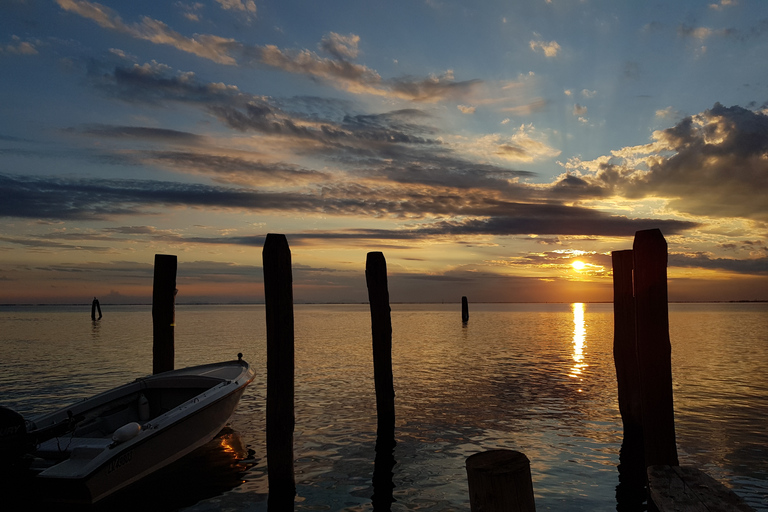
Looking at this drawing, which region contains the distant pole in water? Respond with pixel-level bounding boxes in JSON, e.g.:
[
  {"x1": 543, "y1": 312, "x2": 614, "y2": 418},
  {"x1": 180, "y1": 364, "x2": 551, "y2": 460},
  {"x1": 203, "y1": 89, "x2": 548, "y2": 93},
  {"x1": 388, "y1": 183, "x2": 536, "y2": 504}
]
[
  {"x1": 632, "y1": 228, "x2": 678, "y2": 467},
  {"x1": 152, "y1": 254, "x2": 176, "y2": 375},
  {"x1": 263, "y1": 234, "x2": 296, "y2": 509},
  {"x1": 366, "y1": 252, "x2": 396, "y2": 509},
  {"x1": 462, "y1": 296, "x2": 469, "y2": 323},
  {"x1": 91, "y1": 297, "x2": 102, "y2": 321}
]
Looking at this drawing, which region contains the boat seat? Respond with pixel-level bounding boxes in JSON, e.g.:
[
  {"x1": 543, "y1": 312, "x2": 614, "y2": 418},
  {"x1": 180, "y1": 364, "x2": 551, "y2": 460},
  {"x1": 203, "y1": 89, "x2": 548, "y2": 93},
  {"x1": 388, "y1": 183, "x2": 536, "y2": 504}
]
[{"x1": 37, "y1": 436, "x2": 112, "y2": 459}]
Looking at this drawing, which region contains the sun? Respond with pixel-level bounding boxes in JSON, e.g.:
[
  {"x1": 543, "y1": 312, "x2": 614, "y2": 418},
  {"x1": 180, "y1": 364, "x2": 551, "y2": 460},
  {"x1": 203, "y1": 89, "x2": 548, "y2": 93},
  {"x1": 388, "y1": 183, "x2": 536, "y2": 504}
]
[{"x1": 572, "y1": 260, "x2": 586, "y2": 271}]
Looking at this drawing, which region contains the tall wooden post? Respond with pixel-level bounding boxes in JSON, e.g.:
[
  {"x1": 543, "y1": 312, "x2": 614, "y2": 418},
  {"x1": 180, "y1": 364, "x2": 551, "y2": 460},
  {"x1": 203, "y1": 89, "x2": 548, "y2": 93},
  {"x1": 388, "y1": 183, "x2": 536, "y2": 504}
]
[
  {"x1": 263, "y1": 234, "x2": 296, "y2": 510},
  {"x1": 152, "y1": 254, "x2": 176, "y2": 374},
  {"x1": 366, "y1": 252, "x2": 396, "y2": 510},
  {"x1": 462, "y1": 296, "x2": 469, "y2": 323},
  {"x1": 466, "y1": 450, "x2": 536, "y2": 512},
  {"x1": 633, "y1": 229, "x2": 678, "y2": 467},
  {"x1": 612, "y1": 249, "x2": 647, "y2": 509},
  {"x1": 611, "y1": 250, "x2": 643, "y2": 435}
]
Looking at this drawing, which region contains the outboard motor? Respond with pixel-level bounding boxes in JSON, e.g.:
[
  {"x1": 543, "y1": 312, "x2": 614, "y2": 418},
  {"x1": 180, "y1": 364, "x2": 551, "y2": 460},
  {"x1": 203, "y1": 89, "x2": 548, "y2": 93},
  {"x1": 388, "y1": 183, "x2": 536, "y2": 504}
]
[{"x1": 0, "y1": 406, "x2": 33, "y2": 461}]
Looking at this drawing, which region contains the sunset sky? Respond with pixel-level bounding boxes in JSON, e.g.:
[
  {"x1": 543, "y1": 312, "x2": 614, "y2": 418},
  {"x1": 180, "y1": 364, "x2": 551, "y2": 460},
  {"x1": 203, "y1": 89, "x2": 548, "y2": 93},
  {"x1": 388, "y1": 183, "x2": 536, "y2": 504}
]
[{"x1": 1, "y1": 0, "x2": 767, "y2": 304}]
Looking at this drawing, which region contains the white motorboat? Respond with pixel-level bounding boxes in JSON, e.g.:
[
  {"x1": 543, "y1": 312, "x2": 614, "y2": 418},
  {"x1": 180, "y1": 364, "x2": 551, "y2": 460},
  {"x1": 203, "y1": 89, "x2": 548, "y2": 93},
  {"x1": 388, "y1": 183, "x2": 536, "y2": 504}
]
[{"x1": 0, "y1": 355, "x2": 255, "y2": 504}]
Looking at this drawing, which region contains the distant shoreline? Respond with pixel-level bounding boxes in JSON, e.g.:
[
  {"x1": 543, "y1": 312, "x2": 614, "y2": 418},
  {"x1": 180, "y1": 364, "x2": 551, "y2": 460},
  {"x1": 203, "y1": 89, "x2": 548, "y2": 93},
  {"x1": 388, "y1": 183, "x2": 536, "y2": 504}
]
[{"x1": 1, "y1": 300, "x2": 766, "y2": 307}]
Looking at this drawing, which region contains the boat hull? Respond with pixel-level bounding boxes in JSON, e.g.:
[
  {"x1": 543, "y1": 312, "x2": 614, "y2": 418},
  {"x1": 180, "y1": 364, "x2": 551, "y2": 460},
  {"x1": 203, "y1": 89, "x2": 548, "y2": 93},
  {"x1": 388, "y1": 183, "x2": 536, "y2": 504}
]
[{"x1": 23, "y1": 359, "x2": 255, "y2": 504}]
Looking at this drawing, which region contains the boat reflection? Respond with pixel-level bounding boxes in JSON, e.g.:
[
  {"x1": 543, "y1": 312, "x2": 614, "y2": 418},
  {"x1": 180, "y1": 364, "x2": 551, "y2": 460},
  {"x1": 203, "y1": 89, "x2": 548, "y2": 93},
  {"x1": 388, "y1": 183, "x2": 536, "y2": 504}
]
[{"x1": 569, "y1": 302, "x2": 588, "y2": 384}]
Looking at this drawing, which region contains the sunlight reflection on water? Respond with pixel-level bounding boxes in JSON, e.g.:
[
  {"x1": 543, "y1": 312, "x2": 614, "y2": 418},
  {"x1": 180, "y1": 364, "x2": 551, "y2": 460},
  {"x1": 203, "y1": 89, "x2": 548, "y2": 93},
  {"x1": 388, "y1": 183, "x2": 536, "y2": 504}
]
[{"x1": 0, "y1": 303, "x2": 766, "y2": 511}]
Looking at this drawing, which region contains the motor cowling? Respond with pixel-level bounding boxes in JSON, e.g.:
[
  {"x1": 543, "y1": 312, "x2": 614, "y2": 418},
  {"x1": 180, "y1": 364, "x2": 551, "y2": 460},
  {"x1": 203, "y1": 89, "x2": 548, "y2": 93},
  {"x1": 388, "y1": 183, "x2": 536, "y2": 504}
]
[{"x1": 0, "y1": 406, "x2": 32, "y2": 460}]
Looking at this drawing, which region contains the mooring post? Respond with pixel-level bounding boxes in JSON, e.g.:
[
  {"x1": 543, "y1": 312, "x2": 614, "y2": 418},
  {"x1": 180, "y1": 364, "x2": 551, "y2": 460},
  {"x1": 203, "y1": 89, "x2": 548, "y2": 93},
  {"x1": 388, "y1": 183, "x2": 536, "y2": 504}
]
[
  {"x1": 612, "y1": 249, "x2": 647, "y2": 508},
  {"x1": 366, "y1": 251, "x2": 395, "y2": 436},
  {"x1": 466, "y1": 450, "x2": 536, "y2": 512},
  {"x1": 91, "y1": 297, "x2": 102, "y2": 321},
  {"x1": 633, "y1": 229, "x2": 678, "y2": 467},
  {"x1": 462, "y1": 296, "x2": 469, "y2": 323},
  {"x1": 152, "y1": 254, "x2": 176, "y2": 374},
  {"x1": 263, "y1": 233, "x2": 296, "y2": 510},
  {"x1": 611, "y1": 250, "x2": 643, "y2": 436},
  {"x1": 366, "y1": 252, "x2": 396, "y2": 509}
]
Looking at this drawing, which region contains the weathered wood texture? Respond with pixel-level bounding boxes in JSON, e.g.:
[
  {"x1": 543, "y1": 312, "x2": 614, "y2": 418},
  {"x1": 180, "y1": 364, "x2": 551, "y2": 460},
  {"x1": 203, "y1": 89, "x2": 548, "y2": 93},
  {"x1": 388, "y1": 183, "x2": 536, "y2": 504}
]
[
  {"x1": 365, "y1": 252, "x2": 395, "y2": 437},
  {"x1": 152, "y1": 254, "x2": 176, "y2": 374},
  {"x1": 462, "y1": 296, "x2": 469, "y2": 323},
  {"x1": 647, "y1": 465, "x2": 755, "y2": 512},
  {"x1": 633, "y1": 229, "x2": 678, "y2": 467},
  {"x1": 466, "y1": 450, "x2": 536, "y2": 512},
  {"x1": 611, "y1": 249, "x2": 643, "y2": 434},
  {"x1": 263, "y1": 233, "x2": 296, "y2": 509}
]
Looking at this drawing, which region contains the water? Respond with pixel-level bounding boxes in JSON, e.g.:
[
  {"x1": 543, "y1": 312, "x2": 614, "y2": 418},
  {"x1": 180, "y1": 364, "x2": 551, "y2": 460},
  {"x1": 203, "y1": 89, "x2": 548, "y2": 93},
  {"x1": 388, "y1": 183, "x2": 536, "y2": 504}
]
[{"x1": 0, "y1": 302, "x2": 766, "y2": 511}]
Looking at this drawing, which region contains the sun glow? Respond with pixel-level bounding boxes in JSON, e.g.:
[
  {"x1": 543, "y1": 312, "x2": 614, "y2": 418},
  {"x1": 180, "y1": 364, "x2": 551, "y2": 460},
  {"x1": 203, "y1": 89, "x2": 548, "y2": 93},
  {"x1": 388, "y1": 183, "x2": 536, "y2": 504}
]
[{"x1": 571, "y1": 260, "x2": 586, "y2": 271}]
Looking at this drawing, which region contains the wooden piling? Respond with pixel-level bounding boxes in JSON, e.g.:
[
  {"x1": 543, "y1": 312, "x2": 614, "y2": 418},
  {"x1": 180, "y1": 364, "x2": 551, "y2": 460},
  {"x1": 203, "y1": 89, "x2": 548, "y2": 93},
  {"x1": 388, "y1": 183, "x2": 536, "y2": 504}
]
[
  {"x1": 263, "y1": 233, "x2": 296, "y2": 509},
  {"x1": 633, "y1": 229, "x2": 678, "y2": 467},
  {"x1": 91, "y1": 297, "x2": 102, "y2": 321},
  {"x1": 611, "y1": 250, "x2": 643, "y2": 435},
  {"x1": 466, "y1": 450, "x2": 536, "y2": 512},
  {"x1": 366, "y1": 251, "x2": 396, "y2": 510},
  {"x1": 462, "y1": 296, "x2": 469, "y2": 323},
  {"x1": 365, "y1": 252, "x2": 395, "y2": 439},
  {"x1": 152, "y1": 254, "x2": 176, "y2": 375}
]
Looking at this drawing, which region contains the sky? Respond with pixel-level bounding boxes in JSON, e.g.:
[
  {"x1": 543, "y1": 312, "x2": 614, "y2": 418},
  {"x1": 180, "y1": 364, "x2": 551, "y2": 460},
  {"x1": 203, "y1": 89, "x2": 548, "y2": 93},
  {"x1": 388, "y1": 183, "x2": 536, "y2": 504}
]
[{"x1": 1, "y1": 0, "x2": 767, "y2": 304}]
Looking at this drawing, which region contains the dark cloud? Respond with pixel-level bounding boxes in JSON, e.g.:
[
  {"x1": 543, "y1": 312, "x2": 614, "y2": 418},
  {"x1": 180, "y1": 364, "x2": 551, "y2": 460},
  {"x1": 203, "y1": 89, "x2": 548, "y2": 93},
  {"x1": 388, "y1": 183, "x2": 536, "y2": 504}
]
[
  {"x1": 144, "y1": 151, "x2": 331, "y2": 185},
  {"x1": 567, "y1": 103, "x2": 768, "y2": 221},
  {"x1": 0, "y1": 172, "x2": 698, "y2": 237},
  {"x1": 78, "y1": 125, "x2": 205, "y2": 144},
  {"x1": 669, "y1": 252, "x2": 768, "y2": 274}
]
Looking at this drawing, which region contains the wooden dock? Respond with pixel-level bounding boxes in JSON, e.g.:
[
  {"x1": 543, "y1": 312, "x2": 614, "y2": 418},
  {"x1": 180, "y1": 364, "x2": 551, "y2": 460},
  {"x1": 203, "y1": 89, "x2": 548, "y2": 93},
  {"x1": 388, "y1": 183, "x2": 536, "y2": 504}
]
[{"x1": 648, "y1": 465, "x2": 755, "y2": 511}]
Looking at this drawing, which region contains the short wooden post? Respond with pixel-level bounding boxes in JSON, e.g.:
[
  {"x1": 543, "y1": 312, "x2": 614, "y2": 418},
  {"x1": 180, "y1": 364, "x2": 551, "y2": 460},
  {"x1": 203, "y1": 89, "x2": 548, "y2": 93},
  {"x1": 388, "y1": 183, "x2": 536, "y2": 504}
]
[
  {"x1": 152, "y1": 254, "x2": 176, "y2": 374},
  {"x1": 366, "y1": 252, "x2": 396, "y2": 509},
  {"x1": 91, "y1": 297, "x2": 102, "y2": 321},
  {"x1": 466, "y1": 450, "x2": 536, "y2": 512},
  {"x1": 633, "y1": 229, "x2": 678, "y2": 467},
  {"x1": 462, "y1": 296, "x2": 469, "y2": 323},
  {"x1": 263, "y1": 234, "x2": 296, "y2": 509},
  {"x1": 611, "y1": 250, "x2": 643, "y2": 435}
]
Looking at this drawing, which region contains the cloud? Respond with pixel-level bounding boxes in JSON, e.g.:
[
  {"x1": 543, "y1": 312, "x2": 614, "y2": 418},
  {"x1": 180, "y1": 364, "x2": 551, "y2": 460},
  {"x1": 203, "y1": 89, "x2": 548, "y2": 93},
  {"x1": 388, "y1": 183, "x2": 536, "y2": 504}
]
[
  {"x1": 709, "y1": 0, "x2": 737, "y2": 10},
  {"x1": 1, "y1": 35, "x2": 39, "y2": 55},
  {"x1": 458, "y1": 105, "x2": 476, "y2": 114},
  {"x1": 57, "y1": 1, "x2": 485, "y2": 104},
  {"x1": 677, "y1": 24, "x2": 736, "y2": 40},
  {"x1": 215, "y1": 0, "x2": 256, "y2": 15},
  {"x1": 529, "y1": 39, "x2": 561, "y2": 57},
  {"x1": 572, "y1": 104, "x2": 587, "y2": 116},
  {"x1": 563, "y1": 103, "x2": 768, "y2": 221},
  {"x1": 56, "y1": 0, "x2": 239, "y2": 64},
  {"x1": 670, "y1": 252, "x2": 767, "y2": 275},
  {"x1": 319, "y1": 32, "x2": 360, "y2": 60}
]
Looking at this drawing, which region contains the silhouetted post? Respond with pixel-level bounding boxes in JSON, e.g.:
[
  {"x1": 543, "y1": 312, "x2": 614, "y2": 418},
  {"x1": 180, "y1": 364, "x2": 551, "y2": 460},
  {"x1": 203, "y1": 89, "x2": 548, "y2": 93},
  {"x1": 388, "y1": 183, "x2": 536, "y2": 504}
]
[
  {"x1": 366, "y1": 252, "x2": 396, "y2": 510},
  {"x1": 263, "y1": 234, "x2": 296, "y2": 510},
  {"x1": 611, "y1": 250, "x2": 642, "y2": 436},
  {"x1": 462, "y1": 296, "x2": 469, "y2": 323},
  {"x1": 152, "y1": 255, "x2": 176, "y2": 374},
  {"x1": 91, "y1": 297, "x2": 102, "y2": 321},
  {"x1": 633, "y1": 229, "x2": 678, "y2": 467},
  {"x1": 612, "y1": 249, "x2": 647, "y2": 508},
  {"x1": 466, "y1": 450, "x2": 536, "y2": 512}
]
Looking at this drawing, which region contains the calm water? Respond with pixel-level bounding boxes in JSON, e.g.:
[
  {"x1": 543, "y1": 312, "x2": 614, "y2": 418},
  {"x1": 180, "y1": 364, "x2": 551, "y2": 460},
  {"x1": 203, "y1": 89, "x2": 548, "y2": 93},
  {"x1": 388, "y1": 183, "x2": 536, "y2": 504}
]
[{"x1": 0, "y1": 303, "x2": 766, "y2": 511}]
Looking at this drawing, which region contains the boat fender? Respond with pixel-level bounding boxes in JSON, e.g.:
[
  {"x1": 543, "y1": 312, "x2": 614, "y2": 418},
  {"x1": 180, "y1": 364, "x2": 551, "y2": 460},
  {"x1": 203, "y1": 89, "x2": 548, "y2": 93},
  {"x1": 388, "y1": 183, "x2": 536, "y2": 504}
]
[
  {"x1": 137, "y1": 393, "x2": 150, "y2": 422},
  {"x1": 112, "y1": 422, "x2": 141, "y2": 444}
]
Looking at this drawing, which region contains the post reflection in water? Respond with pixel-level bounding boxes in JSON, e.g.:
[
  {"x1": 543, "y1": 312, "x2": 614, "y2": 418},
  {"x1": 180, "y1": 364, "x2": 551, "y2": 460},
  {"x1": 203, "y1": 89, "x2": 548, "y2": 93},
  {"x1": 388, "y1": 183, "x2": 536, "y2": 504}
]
[{"x1": 569, "y1": 303, "x2": 587, "y2": 387}]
